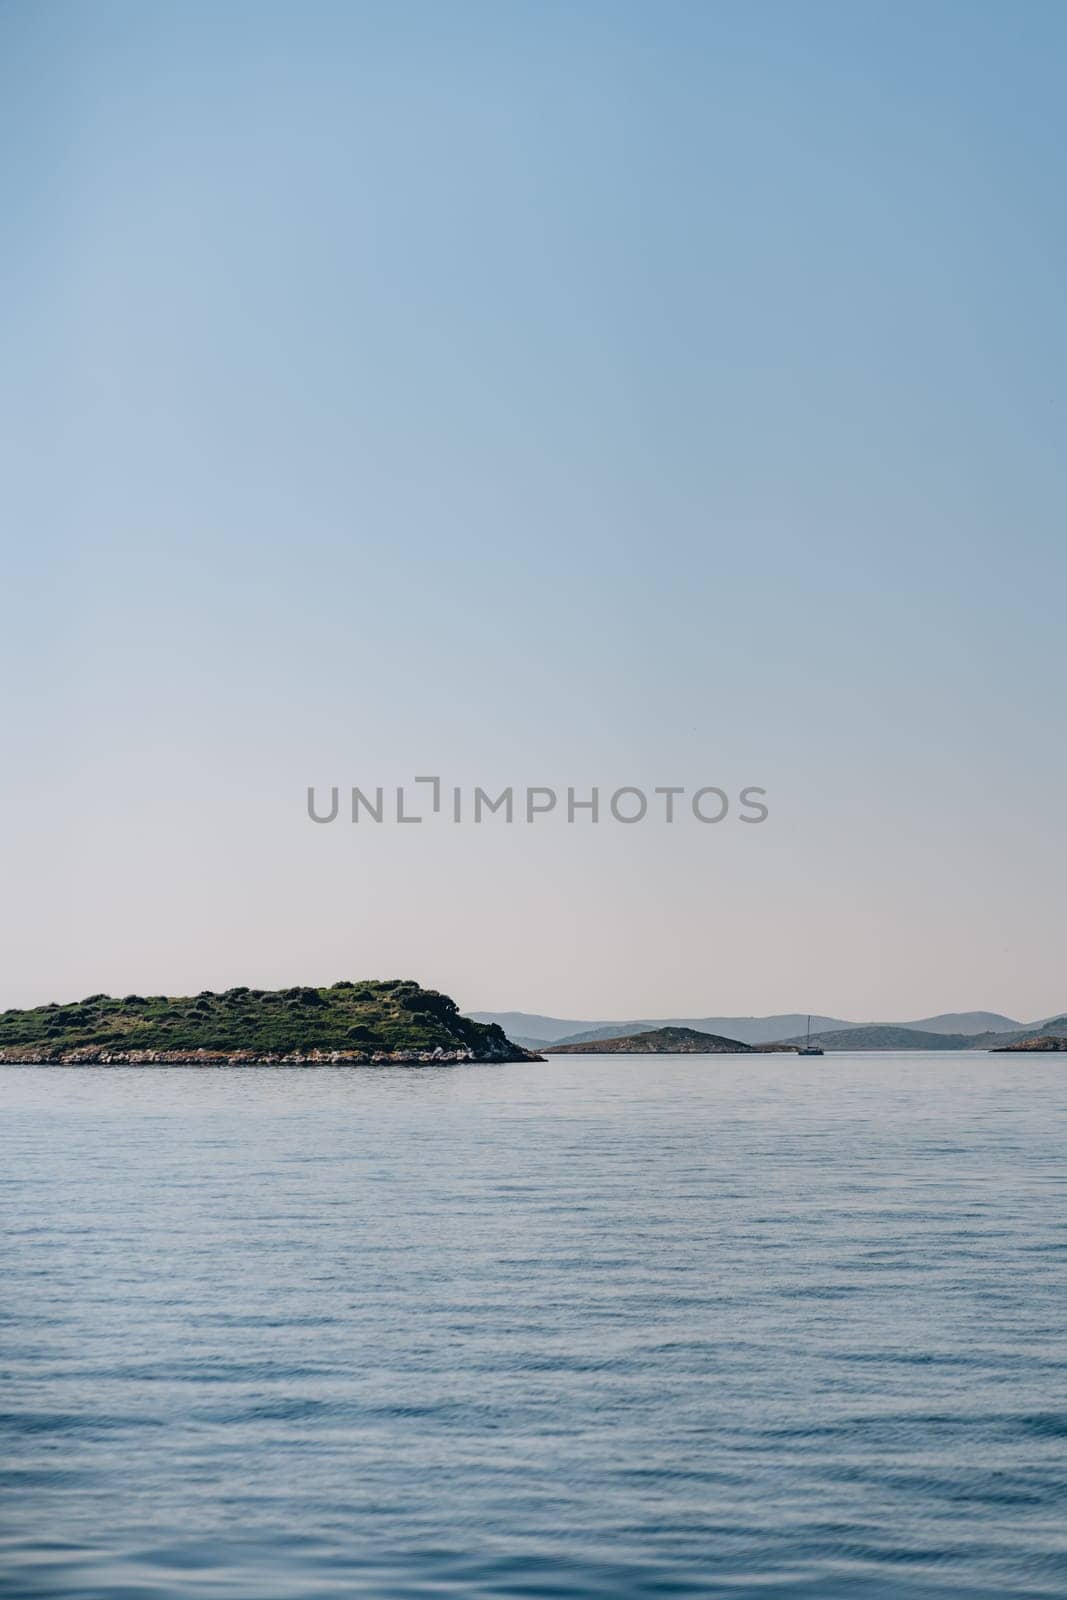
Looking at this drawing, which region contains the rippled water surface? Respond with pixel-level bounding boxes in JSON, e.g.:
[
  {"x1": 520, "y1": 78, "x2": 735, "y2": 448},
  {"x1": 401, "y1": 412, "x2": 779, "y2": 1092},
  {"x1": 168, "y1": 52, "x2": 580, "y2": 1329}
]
[{"x1": 2, "y1": 1053, "x2": 1066, "y2": 1598}]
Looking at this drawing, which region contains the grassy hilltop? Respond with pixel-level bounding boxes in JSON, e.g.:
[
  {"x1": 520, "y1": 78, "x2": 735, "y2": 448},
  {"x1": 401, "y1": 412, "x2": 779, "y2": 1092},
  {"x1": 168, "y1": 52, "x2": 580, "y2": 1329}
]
[
  {"x1": 0, "y1": 980, "x2": 536, "y2": 1063},
  {"x1": 546, "y1": 1026, "x2": 756, "y2": 1055}
]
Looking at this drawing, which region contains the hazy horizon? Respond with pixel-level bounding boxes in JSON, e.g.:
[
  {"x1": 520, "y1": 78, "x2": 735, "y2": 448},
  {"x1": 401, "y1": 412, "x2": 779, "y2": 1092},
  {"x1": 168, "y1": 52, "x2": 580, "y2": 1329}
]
[{"x1": 4, "y1": 1, "x2": 1067, "y2": 1021}]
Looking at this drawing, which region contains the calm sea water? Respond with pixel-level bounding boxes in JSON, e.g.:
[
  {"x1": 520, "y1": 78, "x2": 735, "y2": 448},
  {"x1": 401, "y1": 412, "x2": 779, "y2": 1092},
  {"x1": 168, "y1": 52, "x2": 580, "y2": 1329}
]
[{"x1": 2, "y1": 1052, "x2": 1065, "y2": 1599}]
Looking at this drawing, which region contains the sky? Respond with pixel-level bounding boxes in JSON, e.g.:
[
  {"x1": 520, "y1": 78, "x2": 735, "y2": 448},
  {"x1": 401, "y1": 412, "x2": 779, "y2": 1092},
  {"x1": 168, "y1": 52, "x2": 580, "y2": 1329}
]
[{"x1": 3, "y1": 0, "x2": 1066, "y2": 1022}]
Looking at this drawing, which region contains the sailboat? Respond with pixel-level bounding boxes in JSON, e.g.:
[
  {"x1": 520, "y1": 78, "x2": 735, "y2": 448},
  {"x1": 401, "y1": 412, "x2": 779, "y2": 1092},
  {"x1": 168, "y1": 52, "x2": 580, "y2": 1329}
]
[{"x1": 797, "y1": 1015, "x2": 824, "y2": 1056}]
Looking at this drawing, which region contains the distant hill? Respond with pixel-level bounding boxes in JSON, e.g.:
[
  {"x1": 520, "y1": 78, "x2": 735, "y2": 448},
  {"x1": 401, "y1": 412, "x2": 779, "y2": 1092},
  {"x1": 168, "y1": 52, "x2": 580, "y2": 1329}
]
[
  {"x1": 1030, "y1": 1013, "x2": 1067, "y2": 1034},
  {"x1": 0, "y1": 981, "x2": 539, "y2": 1064},
  {"x1": 545, "y1": 1022, "x2": 657, "y2": 1048},
  {"x1": 471, "y1": 1012, "x2": 855, "y2": 1047},
  {"x1": 897, "y1": 1011, "x2": 1020, "y2": 1035},
  {"x1": 776, "y1": 1024, "x2": 981, "y2": 1051},
  {"x1": 546, "y1": 1026, "x2": 752, "y2": 1055},
  {"x1": 472, "y1": 1007, "x2": 1043, "y2": 1051},
  {"x1": 466, "y1": 1012, "x2": 623, "y2": 1044},
  {"x1": 775, "y1": 1015, "x2": 1067, "y2": 1051},
  {"x1": 990, "y1": 1014, "x2": 1067, "y2": 1049}
]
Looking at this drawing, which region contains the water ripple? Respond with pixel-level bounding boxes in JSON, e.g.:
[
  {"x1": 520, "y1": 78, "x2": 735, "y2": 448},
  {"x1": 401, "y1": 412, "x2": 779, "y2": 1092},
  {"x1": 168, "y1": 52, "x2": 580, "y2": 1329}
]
[{"x1": 2, "y1": 1053, "x2": 1066, "y2": 1598}]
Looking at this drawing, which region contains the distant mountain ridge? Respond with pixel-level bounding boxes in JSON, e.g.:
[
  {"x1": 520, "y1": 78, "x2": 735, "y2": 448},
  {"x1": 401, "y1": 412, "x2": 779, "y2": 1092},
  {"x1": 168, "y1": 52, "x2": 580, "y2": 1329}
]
[
  {"x1": 1006, "y1": 1014, "x2": 1067, "y2": 1047},
  {"x1": 773, "y1": 1015, "x2": 1067, "y2": 1051},
  {"x1": 470, "y1": 1012, "x2": 858, "y2": 1047},
  {"x1": 469, "y1": 1009, "x2": 1026, "y2": 1050},
  {"x1": 894, "y1": 1011, "x2": 1021, "y2": 1035},
  {"x1": 547, "y1": 1020, "x2": 1067, "y2": 1056}
]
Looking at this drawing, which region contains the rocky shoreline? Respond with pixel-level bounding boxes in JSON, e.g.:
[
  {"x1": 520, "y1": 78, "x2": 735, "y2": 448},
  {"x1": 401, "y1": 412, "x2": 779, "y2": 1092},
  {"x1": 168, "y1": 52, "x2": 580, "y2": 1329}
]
[
  {"x1": 991, "y1": 1035, "x2": 1067, "y2": 1052},
  {"x1": 0, "y1": 1045, "x2": 543, "y2": 1067}
]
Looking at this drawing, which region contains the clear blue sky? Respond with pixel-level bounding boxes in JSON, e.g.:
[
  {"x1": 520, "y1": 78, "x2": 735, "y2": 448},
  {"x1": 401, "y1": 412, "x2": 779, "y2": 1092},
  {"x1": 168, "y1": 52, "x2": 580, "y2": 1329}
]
[{"x1": 3, "y1": 0, "x2": 1066, "y2": 1019}]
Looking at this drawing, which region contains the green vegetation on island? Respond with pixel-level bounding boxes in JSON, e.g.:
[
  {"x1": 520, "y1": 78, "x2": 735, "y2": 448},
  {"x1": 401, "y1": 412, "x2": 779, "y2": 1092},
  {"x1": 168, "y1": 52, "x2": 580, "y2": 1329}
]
[
  {"x1": 0, "y1": 980, "x2": 540, "y2": 1065},
  {"x1": 779, "y1": 1016, "x2": 1067, "y2": 1051},
  {"x1": 546, "y1": 1026, "x2": 757, "y2": 1055},
  {"x1": 776, "y1": 1024, "x2": 979, "y2": 1051},
  {"x1": 993, "y1": 1033, "x2": 1067, "y2": 1052}
]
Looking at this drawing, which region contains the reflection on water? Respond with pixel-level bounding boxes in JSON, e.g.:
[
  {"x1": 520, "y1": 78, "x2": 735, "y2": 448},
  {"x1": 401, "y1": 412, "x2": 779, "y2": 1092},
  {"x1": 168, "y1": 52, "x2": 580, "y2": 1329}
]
[{"x1": 2, "y1": 1053, "x2": 1065, "y2": 1597}]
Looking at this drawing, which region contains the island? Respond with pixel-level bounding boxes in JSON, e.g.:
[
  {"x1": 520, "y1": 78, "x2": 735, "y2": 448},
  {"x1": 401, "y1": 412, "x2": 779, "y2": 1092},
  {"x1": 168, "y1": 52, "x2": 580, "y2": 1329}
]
[
  {"x1": 0, "y1": 980, "x2": 542, "y2": 1065},
  {"x1": 992, "y1": 1034, "x2": 1067, "y2": 1052},
  {"x1": 546, "y1": 1025, "x2": 765, "y2": 1055},
  {"x1": 775, "y1": 1023, "x2": 979, "y2": 1051}
]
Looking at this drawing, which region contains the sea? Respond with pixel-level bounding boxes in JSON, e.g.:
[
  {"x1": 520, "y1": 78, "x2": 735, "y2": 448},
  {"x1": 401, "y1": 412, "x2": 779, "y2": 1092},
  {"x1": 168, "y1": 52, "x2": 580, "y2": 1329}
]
[{"x1": 2, "y1": 1052, "x2": 1065, "y2": 1598}]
